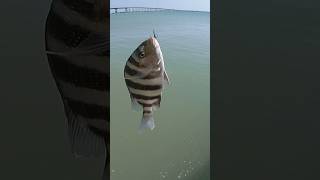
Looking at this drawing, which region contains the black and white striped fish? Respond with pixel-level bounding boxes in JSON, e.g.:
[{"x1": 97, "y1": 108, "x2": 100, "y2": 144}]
[
  {"x1": 124, "y1": 35, "x2": 170, "y2": 131},
  {"x1": 45, "y1": 0, "x2": 109, "y2": 179}
]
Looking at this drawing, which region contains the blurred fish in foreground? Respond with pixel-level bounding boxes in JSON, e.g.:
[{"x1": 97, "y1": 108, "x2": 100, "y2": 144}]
[
  {"x1": 45, "y1": 0, "x2": 109, "y2": 179},
  {"x1": 124, "y1": 34, "x2": 170, "y2": 131}
]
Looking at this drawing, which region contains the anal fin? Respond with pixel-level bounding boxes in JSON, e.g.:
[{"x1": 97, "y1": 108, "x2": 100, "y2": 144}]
[{"x1": 130, "y1": 95, "x2": 142, "y2": 111}]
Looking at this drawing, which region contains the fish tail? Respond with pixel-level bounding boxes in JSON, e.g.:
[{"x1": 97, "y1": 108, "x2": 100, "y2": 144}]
[{"x1": 139, "y1": 111, "x2": 155, "y2": 132}]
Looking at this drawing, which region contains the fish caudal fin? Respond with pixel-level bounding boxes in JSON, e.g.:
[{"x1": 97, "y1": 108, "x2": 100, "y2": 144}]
[{"x1": 138, "y1": 114, "x2": 155, "y2": 133}]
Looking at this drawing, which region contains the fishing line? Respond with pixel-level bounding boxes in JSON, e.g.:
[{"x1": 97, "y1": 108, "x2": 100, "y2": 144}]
[{"x1": 151, "y1": 0, "x2": 157, "y2": 38}]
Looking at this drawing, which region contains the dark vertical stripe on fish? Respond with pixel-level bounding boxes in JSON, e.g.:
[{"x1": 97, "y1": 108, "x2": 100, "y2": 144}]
[
  {"x1": 47, "y1": 54, "x2": 109, "y2": 91},
  {"x1": 125, "y1": 79, "x2": 162, "y2": 90},
  {"x1": 130, "y1": 93, "x2": 161, "y2": 100},
  {"x1": 66, "y1": 98, "x2": 108, "y2": 120},
  {"x1": 140, "y1": 103, "x2": 153, "y2": 107},
  {"x1": 127, "y1": 56, "x2": 140, "y2": 67},
  {"x1": 143, "y1": 110, "x2": 152, "y2": 114},
  {"x1": 124, "y1": 64, "x2": 139, "y2": 76},
  {"x1": 138, "y1": 102, "x2": 158, "y2": 107}
]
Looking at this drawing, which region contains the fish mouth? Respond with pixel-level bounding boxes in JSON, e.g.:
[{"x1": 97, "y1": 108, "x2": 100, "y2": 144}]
[{"x1": 148, "y1": 37, "x2": 160, "y2": 49}]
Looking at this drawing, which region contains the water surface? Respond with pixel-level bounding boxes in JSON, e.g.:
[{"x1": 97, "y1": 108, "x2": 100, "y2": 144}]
[{"x1": 110, "y1": 10, "x2": 210, "y2": 180}]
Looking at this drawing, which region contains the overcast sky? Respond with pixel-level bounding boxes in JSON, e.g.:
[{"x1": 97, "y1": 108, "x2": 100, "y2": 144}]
[{"x1": 111, "y1": 0, "x2": 210, "y2": 12}]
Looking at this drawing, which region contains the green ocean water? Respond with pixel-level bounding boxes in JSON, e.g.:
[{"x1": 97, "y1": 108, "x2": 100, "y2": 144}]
[{"x1": 110, "y1": 10, "x2": 210, "y2": 180}]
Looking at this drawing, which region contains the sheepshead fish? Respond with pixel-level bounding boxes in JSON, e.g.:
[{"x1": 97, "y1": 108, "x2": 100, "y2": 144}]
[
  {"x1": 124, "y1": 35, "x2": 170, "y2": 131},
  {"x1": 45, "y1": 0, "x2": 109, "y2": 179}
]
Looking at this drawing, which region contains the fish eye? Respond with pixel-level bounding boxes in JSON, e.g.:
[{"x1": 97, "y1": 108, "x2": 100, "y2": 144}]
[{"x1": 138, "y1": 51, "x2": 145, "y2": 58}]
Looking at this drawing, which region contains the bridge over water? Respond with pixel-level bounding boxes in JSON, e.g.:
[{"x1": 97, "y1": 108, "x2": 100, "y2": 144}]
[{"x1": 110, "y1": 7, "x2": 174, "y2": 14}]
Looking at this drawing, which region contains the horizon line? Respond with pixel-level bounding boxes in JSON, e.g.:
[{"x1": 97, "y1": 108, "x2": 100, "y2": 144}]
[{"x1": 110, "y1": 7, "x2": 210, "y2": 13}]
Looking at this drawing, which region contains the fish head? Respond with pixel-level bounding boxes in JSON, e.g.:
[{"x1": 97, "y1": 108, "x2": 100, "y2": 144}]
[{"x1": 132, "y1": 37, "x2": 162, "y2": 68}]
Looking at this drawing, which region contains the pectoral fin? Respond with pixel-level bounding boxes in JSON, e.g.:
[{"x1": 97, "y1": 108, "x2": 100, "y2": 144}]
[{"x1": 164, "y1": 70, "x2": 170, "y2": 85}]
